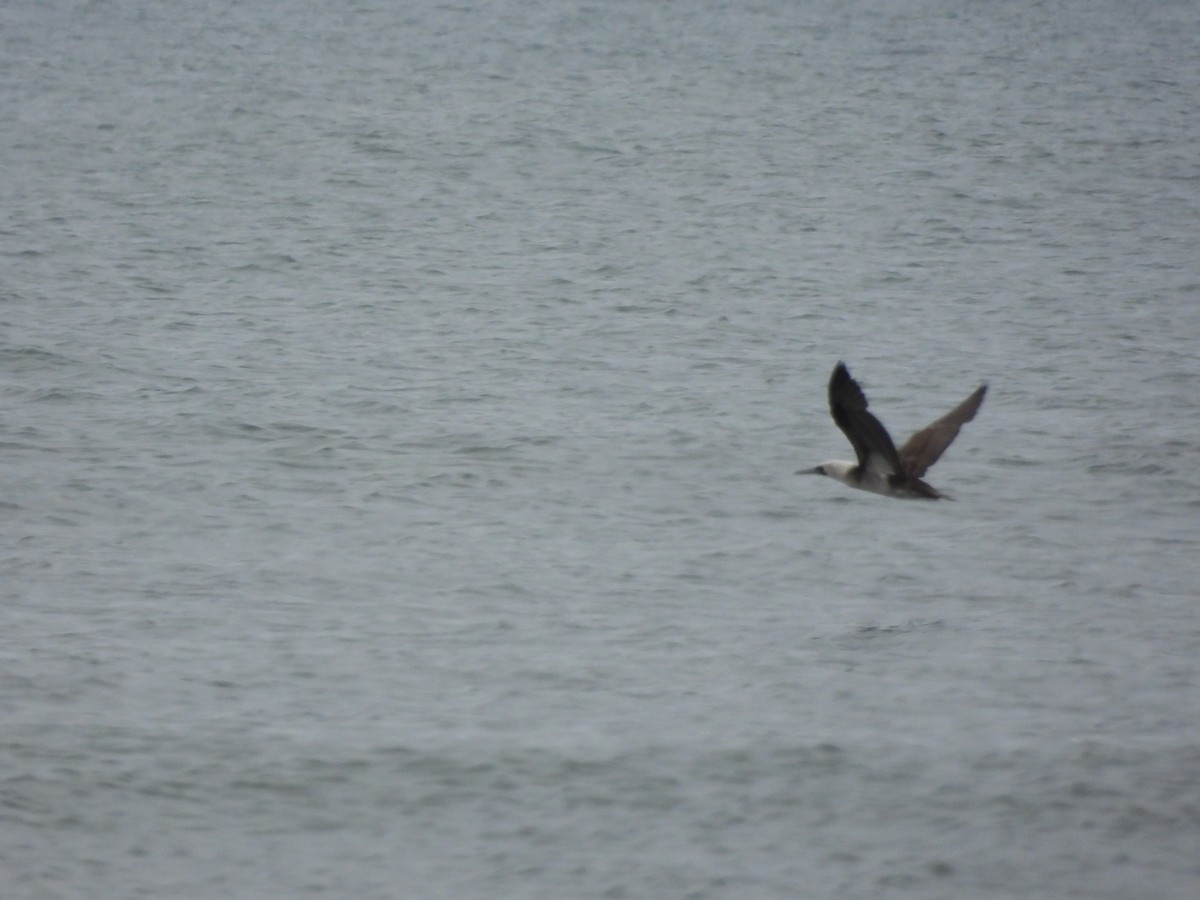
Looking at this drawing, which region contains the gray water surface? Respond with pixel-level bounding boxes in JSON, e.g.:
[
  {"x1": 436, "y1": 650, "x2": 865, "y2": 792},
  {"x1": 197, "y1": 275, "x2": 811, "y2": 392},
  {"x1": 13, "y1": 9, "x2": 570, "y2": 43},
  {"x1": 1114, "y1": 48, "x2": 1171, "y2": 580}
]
[{"x1": 4, "y1": 1, "x2": 1200, "y2": 897}]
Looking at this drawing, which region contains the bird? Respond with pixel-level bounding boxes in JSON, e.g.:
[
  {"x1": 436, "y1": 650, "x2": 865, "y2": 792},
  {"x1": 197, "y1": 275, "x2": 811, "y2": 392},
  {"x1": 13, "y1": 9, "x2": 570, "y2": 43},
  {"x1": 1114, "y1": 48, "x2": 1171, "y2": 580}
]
[{"x1": 801, "y1": 362, "x2": 986, "y2": 499}]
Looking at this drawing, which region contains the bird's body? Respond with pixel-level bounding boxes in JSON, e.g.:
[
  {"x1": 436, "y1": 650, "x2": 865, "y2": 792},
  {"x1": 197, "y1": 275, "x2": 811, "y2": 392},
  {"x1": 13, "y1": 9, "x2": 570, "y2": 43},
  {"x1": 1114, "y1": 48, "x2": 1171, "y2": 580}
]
[
  {"x1": 811, "y1": 458, "x2": 928, "y2": 498},
  {"x1": 804, "y1": 362, "x2": 986, "y2": 500}
]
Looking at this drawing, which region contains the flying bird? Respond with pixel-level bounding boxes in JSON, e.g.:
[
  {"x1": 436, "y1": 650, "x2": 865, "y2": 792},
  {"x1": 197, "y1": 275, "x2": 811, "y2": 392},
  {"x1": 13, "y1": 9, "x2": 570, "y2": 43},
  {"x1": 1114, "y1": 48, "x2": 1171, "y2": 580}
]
[{"x1": 802, "y1": 362, "x2": 986, "y2": 499}]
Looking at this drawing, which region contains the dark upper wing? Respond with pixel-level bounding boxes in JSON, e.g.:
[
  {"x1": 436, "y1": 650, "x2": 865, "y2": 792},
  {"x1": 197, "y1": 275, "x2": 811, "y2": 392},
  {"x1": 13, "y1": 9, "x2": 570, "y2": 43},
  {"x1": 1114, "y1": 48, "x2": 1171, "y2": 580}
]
[
  {"x1": 828, "y1": 362, "x2": 902, "y2": 477},
  {"x1": 898, "y1": 383, "x2": 987, "y2": 479}
]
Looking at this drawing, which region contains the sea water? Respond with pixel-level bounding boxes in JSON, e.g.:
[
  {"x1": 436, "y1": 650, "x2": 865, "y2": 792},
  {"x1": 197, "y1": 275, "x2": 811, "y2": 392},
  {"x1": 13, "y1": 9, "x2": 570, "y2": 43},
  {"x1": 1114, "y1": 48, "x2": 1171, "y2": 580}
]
[{"x1": 4, "y1": 1, "x2": 1199, "y2": 897}]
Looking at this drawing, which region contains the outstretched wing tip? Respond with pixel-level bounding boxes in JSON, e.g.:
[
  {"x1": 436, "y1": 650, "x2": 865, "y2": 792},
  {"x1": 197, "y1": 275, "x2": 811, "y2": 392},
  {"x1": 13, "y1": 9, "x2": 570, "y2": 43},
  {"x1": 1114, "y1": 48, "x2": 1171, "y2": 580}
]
[
  {"x1": 898, "y1": 381, "x2": 988, "y2": 478},
  {"x1": 826, "y1": 361, "x2": 901, "y2": 474}
]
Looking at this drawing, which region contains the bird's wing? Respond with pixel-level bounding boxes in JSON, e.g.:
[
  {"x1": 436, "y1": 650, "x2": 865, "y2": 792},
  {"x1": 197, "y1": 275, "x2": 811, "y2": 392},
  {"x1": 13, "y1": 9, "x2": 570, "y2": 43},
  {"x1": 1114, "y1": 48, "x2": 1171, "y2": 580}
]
[
  {"x1": 898, "y1": 383, "x2": 987, "y2": 479},
  {"x1": 828, "y1": 362, "x2": 903, "y2": 477}
]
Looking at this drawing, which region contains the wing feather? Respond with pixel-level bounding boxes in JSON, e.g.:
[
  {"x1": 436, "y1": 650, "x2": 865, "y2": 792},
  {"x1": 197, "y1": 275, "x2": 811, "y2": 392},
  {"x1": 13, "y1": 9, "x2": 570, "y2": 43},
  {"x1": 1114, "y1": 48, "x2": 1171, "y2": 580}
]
[
  {"x1": 828, "y1": 362, "x2": 902, "y2": 477},
  {"x1": 898, "y1": 384, "x2": 987, "y2": 479}
]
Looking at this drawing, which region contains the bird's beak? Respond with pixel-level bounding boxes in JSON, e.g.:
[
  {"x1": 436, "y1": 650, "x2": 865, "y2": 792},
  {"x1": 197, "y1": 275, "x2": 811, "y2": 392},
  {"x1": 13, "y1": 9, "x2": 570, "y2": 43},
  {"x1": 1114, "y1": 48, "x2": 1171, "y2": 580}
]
[{"x1": 795, "y1": 467, "x2": 822, "y2": 476}]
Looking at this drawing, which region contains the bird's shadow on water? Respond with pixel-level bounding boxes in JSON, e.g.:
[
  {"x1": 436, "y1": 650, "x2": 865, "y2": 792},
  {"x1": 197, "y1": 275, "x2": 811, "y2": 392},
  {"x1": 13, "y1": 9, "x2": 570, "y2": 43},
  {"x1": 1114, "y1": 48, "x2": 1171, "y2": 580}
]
[
  {"x1": 850, "y1": 619, "x2": 946, "y2": 638},
  {"x1": 804, "y1": 618, "x2": 950, "y2": 644}
]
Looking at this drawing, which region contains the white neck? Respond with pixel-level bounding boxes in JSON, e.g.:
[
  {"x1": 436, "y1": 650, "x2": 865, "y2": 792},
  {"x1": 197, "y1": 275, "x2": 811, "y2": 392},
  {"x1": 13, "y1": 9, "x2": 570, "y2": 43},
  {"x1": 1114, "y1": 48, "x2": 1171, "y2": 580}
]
[
  {"x1": 818, "y1": 459, "x2": 898, "y2": 496},
  {"x1": 820, "y1": 460, "x2": 858, "y2": 484}
]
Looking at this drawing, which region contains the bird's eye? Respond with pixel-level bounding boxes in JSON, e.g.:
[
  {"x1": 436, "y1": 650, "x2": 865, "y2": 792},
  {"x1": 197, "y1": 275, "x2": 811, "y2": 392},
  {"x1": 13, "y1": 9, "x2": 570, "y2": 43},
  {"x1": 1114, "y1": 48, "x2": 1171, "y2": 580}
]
[{"x1": 815, "y1": 465, "x2": 825, "y2": 475}]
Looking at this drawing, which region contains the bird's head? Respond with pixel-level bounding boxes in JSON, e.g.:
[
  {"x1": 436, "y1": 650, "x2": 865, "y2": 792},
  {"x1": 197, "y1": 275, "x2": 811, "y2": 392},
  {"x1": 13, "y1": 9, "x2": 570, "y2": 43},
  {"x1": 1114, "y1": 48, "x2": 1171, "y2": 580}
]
[{"x1": 797, "y1": 460, "x2": 855, "y2": 481}]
